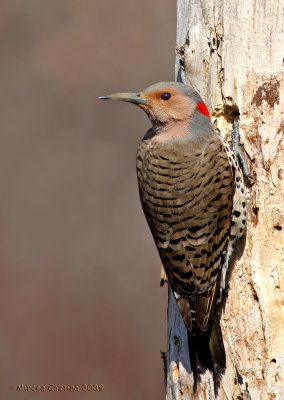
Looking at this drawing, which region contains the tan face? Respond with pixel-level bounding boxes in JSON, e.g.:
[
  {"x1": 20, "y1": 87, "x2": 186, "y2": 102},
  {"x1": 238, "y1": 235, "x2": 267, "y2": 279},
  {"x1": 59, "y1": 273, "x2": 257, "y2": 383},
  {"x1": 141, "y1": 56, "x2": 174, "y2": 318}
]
[{"x1": 138, "y1": 88, "x2": 196, "y2": 125}]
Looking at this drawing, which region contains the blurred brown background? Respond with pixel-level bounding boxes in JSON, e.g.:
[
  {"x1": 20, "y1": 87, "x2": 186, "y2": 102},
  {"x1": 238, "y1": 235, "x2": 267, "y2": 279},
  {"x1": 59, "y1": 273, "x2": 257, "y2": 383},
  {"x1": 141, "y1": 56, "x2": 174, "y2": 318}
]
[{"x1": 0, "y1": 1, "x2": 176, "y2": 399}]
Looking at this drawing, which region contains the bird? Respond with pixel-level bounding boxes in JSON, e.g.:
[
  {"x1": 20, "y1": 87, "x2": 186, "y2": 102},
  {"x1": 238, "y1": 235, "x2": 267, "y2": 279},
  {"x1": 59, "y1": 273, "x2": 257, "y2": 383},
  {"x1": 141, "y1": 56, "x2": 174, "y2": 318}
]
[{"x1": 100, "y1": 82, "x2": 247, "y2": 393}]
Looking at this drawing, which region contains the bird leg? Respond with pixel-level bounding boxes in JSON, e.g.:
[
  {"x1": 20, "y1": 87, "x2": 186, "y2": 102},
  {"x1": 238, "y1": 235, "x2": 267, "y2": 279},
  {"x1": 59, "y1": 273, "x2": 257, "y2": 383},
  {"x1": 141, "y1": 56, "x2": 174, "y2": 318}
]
[{"x1": 231, "y1": 117, "x2": 255, "y2": 186}]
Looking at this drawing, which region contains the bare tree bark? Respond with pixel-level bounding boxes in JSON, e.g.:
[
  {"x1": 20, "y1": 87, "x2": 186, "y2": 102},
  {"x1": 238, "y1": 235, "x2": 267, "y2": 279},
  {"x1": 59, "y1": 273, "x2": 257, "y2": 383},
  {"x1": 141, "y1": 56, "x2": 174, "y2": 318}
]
[{"x1": 166, "y1": 1, "x2": 284, "y2": 399}]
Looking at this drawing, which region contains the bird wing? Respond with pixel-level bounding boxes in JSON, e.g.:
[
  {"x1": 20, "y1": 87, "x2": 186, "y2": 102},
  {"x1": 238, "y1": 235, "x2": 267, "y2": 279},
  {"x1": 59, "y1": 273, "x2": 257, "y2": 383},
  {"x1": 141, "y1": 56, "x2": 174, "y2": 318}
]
[{"x1": 137, "y1": 137, "x2": 234, "y2": 331}]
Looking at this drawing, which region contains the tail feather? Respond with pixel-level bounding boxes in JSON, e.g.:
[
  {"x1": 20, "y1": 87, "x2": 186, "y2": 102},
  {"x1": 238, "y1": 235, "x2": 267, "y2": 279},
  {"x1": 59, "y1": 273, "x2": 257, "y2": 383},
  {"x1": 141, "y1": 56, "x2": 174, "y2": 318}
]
[
  {"x1": 188, "y1": 316, "x2": 226, "y2": 396},
  {"x1": 173, "y1": 289, "x2": 226, "y2": 395},
  {"x1": 209, "y1": 315, "x2": 226, "y2": 372}
]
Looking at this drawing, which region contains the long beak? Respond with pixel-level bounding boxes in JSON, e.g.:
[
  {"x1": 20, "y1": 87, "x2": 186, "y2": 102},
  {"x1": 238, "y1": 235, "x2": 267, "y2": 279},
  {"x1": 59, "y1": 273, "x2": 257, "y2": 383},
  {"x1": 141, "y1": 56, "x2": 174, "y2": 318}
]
[{"x1": 99, "y1": 92, "x2": 149, "y2": 105}]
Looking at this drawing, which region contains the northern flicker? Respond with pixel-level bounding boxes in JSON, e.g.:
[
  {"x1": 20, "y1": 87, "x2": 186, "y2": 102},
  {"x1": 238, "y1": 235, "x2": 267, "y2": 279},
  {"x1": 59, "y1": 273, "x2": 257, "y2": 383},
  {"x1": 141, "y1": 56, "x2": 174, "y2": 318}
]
[{"x1": 100, "y1": 82, "x2": 247, "y2": 392}]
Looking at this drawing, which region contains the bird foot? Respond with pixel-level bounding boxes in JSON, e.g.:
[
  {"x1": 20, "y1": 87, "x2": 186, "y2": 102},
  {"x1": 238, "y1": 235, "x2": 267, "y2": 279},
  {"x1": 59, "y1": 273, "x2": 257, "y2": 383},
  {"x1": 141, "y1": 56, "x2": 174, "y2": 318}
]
[
  {"x1": 231, "y1": 117, "x2": 255, "y2": 187},
  {"x1": 160, "y1": 265, "x2": 168, "y2": 286}
]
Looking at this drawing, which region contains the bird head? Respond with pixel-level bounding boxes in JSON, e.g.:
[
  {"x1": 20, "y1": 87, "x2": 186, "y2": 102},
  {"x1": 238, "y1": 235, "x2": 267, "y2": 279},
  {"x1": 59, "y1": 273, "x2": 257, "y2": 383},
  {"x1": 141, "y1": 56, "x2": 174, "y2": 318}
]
[{"x1": 100, "y1": 82, "x2": 212, "y2": 137}]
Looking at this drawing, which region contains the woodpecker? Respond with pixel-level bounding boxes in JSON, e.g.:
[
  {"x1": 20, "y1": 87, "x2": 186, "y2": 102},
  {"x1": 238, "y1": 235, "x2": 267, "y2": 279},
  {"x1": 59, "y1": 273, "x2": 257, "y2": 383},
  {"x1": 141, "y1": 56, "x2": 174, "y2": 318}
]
[{"x1": 100, "y1": 82, "x2": 247, "y2": 393}]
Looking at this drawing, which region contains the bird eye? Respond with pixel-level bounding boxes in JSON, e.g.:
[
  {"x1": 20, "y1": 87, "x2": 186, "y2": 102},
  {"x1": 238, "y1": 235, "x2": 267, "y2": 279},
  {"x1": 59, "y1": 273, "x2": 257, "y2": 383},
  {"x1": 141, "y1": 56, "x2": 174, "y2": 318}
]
[{"x1": 161, "y1": 92, "x2": 171, "y2": 101}]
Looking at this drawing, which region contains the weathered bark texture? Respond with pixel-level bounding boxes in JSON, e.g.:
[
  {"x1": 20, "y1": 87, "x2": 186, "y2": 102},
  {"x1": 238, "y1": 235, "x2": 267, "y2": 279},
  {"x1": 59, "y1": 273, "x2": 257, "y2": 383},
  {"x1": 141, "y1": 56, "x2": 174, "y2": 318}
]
[{"x1": 166, "y1": 1, "x2": 284, "y2": 399}]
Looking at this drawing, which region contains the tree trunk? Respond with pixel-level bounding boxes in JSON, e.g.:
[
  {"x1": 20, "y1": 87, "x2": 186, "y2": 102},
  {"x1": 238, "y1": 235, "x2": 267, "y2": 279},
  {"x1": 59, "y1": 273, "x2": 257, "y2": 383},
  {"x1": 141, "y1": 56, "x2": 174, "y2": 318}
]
[{"x1": 166, "y1": 1, "x2": 284, "y2": 399}]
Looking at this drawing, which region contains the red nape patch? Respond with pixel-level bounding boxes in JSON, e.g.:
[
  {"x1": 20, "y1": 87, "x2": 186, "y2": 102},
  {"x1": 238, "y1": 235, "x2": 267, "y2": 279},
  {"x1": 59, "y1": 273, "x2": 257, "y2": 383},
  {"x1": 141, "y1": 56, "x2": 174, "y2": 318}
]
[{"x1": 197, "y1": 102, "x2": 211, "y2": 121}]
